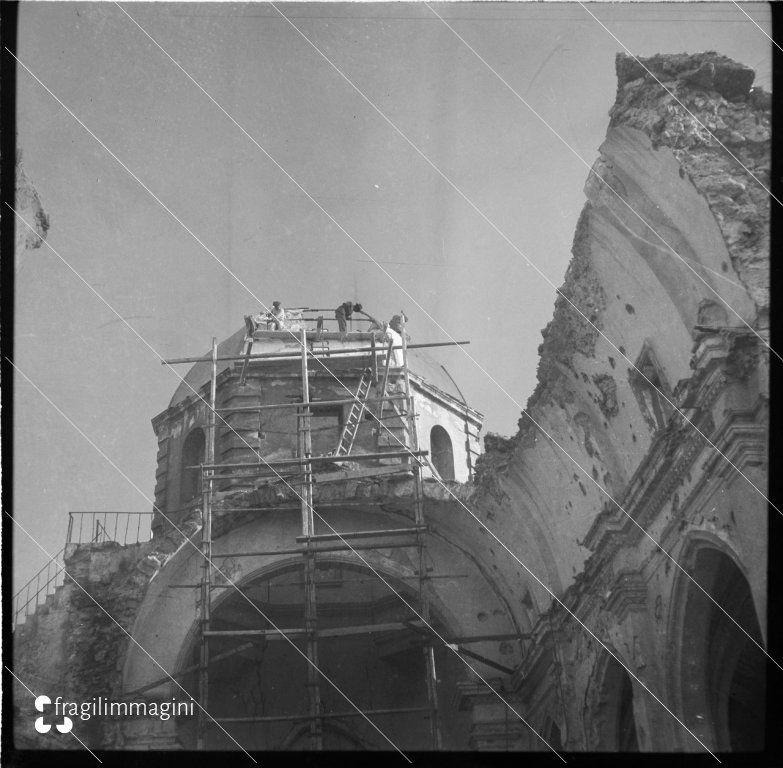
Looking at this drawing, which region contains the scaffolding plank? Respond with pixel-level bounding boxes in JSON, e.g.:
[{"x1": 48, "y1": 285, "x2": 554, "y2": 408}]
[
  {"x1": 211, "y1": 497, "x2": 401, "y2": 513},
  {"x1": 312, "y1": 465, "x2": 410, "y2": 484},
  {"x1": 217, "y1": 395, "x2": 407, "y2": 414},
  {"x1": 192, "y1": 449, "x2": 427, "y2": 470},
  {"x1": 295, "y1": 526, "x2": 425, "y2": 544}
]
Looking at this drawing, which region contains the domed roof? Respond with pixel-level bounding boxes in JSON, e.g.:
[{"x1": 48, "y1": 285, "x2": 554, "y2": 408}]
[
  {"x1": 169, "y1": 327, "x2": 468, "y2": 409},
  {"x1": 168, "y1": 327, "x2": 247, "y2": 408}
]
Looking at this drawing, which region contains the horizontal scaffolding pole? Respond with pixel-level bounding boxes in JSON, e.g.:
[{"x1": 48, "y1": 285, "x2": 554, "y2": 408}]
[
  {"x1": 69, "y1": 511, "x2": 153, "y2": 515},
  {"x1": 208, "y1": 467, "x2": 304, "y2": 477},
  {"x1": 162, "y1": 340, "x2": 469, "y2": 365},
  {"x1": 210, "y1": 496, "x2": 408, "y2": 513},
  {"x1": 204, "y1": 620, "x2": 424, "y2": 640},
  {"x1": 235, "y1": 574, "x2": 469, "y2": 589},
  {"x1": 165, "y1": 574, "x2": 469, "y2": 589},
  {"x1": 454, "y1": 646, "x2": 515, "y2": 675},
  {"x1": 217, "y1": 395, "x2": 408, "y2": 414},
  {"x1": 313, "y1": 465, "x2": 411, "y2": 484},
  {"x1": 191, "y1": 449, "x2": 427, "y2": 471},
  {"x1": 402, "y1": 620, "x2": 521, "y2": 674},
  {"x1": 121, "y1": 641, "x2": 256, "y2": 700},
  {"x1": 295, "y1": 526, "x2": 425, "y2": 544},
  {"x1": 212, "y1": 706, "x2": 431, "y2": 725},
  {"x1": 196, "y1": 464, "x2": 304, "y2": 481},
  {"x1": 449, "y1": 632, "x2": 531, "y2": 644},
  {"x1": 212, "y1": 540, "x2": 419, "y2": 558}
]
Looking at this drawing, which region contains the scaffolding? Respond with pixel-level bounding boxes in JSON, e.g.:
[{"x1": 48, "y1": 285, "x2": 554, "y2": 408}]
[{"x1": 166, "y1": 312, "x2": 457, "y2": 750}]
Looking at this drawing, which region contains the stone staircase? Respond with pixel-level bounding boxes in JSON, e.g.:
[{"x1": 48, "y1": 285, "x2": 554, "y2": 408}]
[
  {"x1": 13, "y1": 580, "x2": 69, "y2": 637},
  {"x1": 12, "y1": 548, "x2": 67, "y2": 632}
]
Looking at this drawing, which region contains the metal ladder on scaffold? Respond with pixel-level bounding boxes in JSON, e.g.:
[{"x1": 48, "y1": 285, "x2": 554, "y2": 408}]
[{"x1": 334, "y1": 368, "x2": 372, "y2": 456}]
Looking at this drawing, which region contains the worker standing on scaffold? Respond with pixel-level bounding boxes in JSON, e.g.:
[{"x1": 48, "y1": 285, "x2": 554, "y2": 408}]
[
  {"x1": 266, "y1": 301, "x2": 286, "y2": 330},
  {"x1": 335, "y1": 301, "x2": 362, "y2": 332}
]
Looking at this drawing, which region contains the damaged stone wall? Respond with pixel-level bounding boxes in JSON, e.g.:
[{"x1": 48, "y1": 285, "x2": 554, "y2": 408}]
[
  {"x1": 13, "y1": 512, "x2": 202, "y2": 749},
  {"x1": 472, "y1": 51, "x2": 767, "y2": 616},
  {"x1": 12, "y1": 51, "x2": 769, "y2": 753},
  {"x1": 613, "y1": 52, "x2": 770, "y2": 313},
  {"x1": 468, "y1": 51, "x2": 769, "y2": 751}
]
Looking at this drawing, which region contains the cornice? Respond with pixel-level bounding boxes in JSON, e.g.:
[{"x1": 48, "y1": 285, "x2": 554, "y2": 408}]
[{"x1": 603, "y1": 568, "x2": 648, "y2": 622}]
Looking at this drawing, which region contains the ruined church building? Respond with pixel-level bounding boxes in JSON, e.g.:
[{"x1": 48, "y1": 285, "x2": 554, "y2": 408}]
[{"x1": 14, "y1": 52, "x2": 770, "y2": 753}]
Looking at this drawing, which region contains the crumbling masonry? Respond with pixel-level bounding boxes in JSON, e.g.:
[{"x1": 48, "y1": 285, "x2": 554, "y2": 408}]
[{"x1": 14, "y1": 52, "x2": 769, "y2": 752}]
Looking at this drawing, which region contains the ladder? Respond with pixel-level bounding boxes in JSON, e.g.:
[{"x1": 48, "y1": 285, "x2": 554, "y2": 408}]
[
  {"x1": 311, "y1": 318, "x2": 330, "y2": 356},
  {"x1": 335, "y1": 368, "x2": 372, "y2": 456}
]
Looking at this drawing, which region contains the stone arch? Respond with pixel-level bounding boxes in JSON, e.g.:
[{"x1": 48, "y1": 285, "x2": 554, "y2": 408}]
[
  {"x1": 123, "y1": 506, "x2": 521, "y2": 750},
  {"x1": 543, "y1": 715, "x2": 563, "y2": 750},
  {"x1": 173, "y1": 556, "x2": 470, "y2": 750},
  {"x1": 280, "y1": 720, "x2": 371, "y2": 750},
  {"x1": 584, "y1": 649, "x2": 639, "y2": 751},
  {"x1": 669, "y1": 537, "x2": 765, "y2": 751},
  {"x1": 430, "y1": 425, "x2": 455, "y2": 480}
]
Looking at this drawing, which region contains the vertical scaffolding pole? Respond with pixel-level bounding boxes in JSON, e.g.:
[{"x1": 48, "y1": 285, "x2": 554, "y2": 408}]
[
  {"x1": 463, "y1": 407, "x2": 474, "y2": 481},
  {"x1": 197, "y1": 337, "x2": 218, "y2": 749},
  {"x1": 299, "y1": 328, "x2": 323, "y2": 749},
  {"x1": 400, "y1": 313, "x2": 442, "y2": 750}
]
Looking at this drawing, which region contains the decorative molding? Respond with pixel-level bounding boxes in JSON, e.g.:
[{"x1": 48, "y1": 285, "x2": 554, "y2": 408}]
[
  {"x1": 582, "y1": 333, "x2": 755, "y2": 556},
  {"x1": 659, "y1": 400, "x2": 768, "y2": 548},
  {"x1": 604, "y1": 569, "x2": 648, "y2": 622}
]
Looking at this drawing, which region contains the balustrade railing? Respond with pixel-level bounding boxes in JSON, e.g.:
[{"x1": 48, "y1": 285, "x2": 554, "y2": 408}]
[{"x1": 67, "y1": 511, "x2": 153, "y2": 546}]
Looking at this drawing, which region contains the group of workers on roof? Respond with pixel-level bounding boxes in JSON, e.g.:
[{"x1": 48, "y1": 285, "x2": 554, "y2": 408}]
[{"x1": 253, "y1": 300, "x2": 409, "y2": 339}]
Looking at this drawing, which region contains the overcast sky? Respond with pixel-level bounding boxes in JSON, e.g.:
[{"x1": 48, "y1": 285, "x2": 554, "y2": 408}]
[{"x1": 13, "y1": 2, "x2": 771, "y2": 587}]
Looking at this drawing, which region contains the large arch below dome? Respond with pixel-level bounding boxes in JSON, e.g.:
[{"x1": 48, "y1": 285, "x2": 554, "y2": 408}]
[
  {"x1": 123, "y1": 504, "x2": 530, "y2": 749},
  {"x1": 174, "y1": 558, "x2": 474, "y2": 750}
]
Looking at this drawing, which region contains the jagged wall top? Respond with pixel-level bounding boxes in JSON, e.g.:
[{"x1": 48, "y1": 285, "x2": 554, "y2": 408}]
[
  {"x1": 477, "y1": 49, "x2": 769, "y2": 467},
  {"x1": 614, "y1": 51, "x2": 761, "y2": 105}
]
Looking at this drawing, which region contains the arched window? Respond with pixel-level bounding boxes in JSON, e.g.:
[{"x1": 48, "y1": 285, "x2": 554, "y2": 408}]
[
  {"x1": 180, "y1": 428, "x2": 205, "y2": 505},
  {"x1": 629, "y1": 344, "x2": 673, "y2": 434},
  {"x1": 430, "y1": 426, "x2": 455, "y2": 480},
  {"x1": 282, "y1": 722, "x2": 367, "y2": 750},
  {"x1": 676, "y1": 546, "x2": 765, "y2": 751},
  {"x1": 544, "y1": 717, "x2": 563, "y2": 750},
  {"x1": 592, "y1": 654, "x2": 639, "y2": 751}
]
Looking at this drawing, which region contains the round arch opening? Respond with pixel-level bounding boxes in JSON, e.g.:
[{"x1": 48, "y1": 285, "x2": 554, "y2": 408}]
[
  {"x1": 176, "y1": 559, "x2": 472, "y2": 750},
  {"x1": 180, "y1": 428, "x2": 206, "y2": 505},
  {"x1": 593, "y1": 654, "x2": 639, "y2": 751},
  {"x1": 430, "y1": 426, "x2": 455, "y2": 481},
  {"x1": 676, "y1": 545, "x2": 765, "y2": 751}
]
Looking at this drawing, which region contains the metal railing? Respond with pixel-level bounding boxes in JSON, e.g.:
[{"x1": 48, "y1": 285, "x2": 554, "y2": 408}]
[
  {"x1": 12, "y1": 548, "x2": 67, "y2": 630},
  {"x1": 67, "y1": 511, "x2": 153, "y2": 546},
  {"x1": 248, "y1": 308, "x2": 377, "y2": 335}
]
